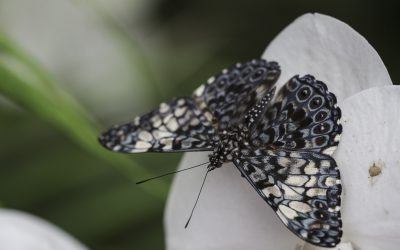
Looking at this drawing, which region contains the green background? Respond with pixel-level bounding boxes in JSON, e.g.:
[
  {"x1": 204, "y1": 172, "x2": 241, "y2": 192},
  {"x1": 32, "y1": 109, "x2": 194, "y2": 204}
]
[{"x1": 0, "y1": 1, "x2": 398, "y2": 249}]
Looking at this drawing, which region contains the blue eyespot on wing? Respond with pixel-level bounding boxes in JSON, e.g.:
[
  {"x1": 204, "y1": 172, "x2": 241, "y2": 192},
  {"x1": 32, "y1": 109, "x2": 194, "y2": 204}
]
[
  {"x1": 235, "y1": 75, "x2": 343, "y2": 247},
  {"x1": 249, "y1": 75, "x2": 342, "y2": 155}
]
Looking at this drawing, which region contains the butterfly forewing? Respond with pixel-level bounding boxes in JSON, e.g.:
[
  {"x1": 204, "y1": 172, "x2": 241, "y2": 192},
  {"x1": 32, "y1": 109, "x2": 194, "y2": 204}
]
[
  {"x1": 193, "y1": 59, "x2": 280, "y2": 130},
  {"x1": 250, "y1": 75, "x2": 342, "y2": 155},
  {"x1": 99, "y1": 97, "x2": 218, "y2": 152},
  {"x1": 100, "y1": 59, "x2": 280, "y2": 153},
  {"x1": 233, "y1": 149, "x2": 341, "y2": 247}
]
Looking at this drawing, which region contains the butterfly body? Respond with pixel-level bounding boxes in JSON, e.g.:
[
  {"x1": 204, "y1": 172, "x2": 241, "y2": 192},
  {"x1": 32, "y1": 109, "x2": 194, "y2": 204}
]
[
  {"x1": 207, "y1": 125, "x2": 247, "y2": 170},
  {"x1": 99, "y1": 59, "x2": 343, "y2": 247}
]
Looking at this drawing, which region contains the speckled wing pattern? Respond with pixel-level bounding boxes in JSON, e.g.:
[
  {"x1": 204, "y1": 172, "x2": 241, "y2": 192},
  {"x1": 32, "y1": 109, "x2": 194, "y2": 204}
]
[
  {"x1": 99, "y1": 97, "x2": 217, "y2": 152},
  {"x1": 233, "y1": 75, "x2": 342, "y2": 247},
  {"x1": 193, "y1": 59, "x2": 280, "y2": 130},
  {"x1": 99, "y1": 59, "x2": 280, "y2": 153},
  {"x1": 249, "y1": 75, "x2": 342, "y2": 155}
]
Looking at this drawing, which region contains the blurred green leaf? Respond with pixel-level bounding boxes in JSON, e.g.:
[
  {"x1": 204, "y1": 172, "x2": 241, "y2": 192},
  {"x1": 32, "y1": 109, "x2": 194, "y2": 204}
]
[
  {"x1": 0, "y1": 108, "x2": 171, "y2": 249},
  {"x1": 0, "y1": 34, "x2": 168, "y2": 200}
]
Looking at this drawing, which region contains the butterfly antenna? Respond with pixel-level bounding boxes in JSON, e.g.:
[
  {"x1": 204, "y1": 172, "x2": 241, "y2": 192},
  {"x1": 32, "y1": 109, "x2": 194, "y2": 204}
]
[
  {"x1": 136, "y1": 162, "x2": 209, "y2": 184},
  {"x1": 184, "y1": 169, "x2": 210, "y2": 228}
]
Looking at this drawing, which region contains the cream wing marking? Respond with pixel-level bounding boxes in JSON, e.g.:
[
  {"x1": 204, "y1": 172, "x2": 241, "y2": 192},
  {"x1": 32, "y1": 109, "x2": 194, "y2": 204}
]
[
  {"x1": 233, "y1": 149, "x2": 342, "y2": 248},
  {"x1": 99, "y1": 97, "x2": 217, "y2": 152}
]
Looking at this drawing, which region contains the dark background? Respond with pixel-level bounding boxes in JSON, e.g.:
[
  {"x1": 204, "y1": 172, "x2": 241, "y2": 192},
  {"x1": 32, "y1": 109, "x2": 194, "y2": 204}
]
[{"x1": 0, "y1": 1, "x2": 398, "y2": 249}]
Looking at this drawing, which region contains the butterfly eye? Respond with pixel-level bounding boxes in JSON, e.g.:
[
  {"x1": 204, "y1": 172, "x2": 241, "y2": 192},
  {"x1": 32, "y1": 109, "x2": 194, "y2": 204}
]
[{"x1": 297, "y1": 87, "x2": 312, "y2": 101}]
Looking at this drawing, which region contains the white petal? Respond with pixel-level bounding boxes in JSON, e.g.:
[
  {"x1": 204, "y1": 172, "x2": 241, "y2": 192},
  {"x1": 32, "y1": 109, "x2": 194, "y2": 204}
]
[
  {"x1": 302, "y1": 242, "x2": 354, "y2": 250},
  {"x1": 334, "y1": 86, "x2": 400, "y2": 250},
  {"x1": 263, "y1": 13, "x2": 392, "y2": 102},
  {"x1": 0, "y1": 209, "x2": 88, "y2": 250},
  {"x1": 165, "y1": 153, "x2": 302, "y2": 250},
  {"x1": 166, "y1": 14, "x2": 394, "y2": 250}
]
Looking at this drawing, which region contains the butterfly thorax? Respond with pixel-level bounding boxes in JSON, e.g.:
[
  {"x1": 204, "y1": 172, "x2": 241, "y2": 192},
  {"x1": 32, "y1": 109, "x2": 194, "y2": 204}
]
[{"x1": 208, "y1": 126, "x2": 248, "y2": 171}]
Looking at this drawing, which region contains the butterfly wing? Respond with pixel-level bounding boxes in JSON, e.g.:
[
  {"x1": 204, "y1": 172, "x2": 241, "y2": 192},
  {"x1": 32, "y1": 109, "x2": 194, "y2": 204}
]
[
  {"x1": 100, "y1": 59, "x2": 281, "y2": 153},
  {"x1": 99, "y1": 97, "x2": 218, "y2": 152},
  {"x1": 233, "y1": 149, "x2": 342, "y2": 247},
  {"x1": 193, "y1": 59, "x2": 280, "y2": 130},
  {"x1": 249, "y1": 75, "x2": 342, "y2": 155},
  {"x1": 233, "y1": 75, "x2": 343, "y2": 246}
]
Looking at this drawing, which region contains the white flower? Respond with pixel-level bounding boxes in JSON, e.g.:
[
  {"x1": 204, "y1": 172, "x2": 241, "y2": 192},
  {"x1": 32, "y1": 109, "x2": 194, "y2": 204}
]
[
  {"x1": 0, "y1": 209, "x2": 88, "y2": 250},
  {"x1": 165, "y1": 13, "x2": 400, "y2": 250}
]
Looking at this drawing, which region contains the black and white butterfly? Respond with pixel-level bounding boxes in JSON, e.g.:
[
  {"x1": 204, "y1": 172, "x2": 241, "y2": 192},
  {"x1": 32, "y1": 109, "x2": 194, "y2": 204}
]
[{"x1": 99, "y1": 59, "x2": 342, "y2": 247}]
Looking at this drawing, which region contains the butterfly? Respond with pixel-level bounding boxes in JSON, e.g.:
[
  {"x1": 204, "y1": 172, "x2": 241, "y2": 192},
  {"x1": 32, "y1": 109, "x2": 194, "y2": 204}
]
[{"x1": 99, "y1": 59, "x2": 342, "y2": 247}]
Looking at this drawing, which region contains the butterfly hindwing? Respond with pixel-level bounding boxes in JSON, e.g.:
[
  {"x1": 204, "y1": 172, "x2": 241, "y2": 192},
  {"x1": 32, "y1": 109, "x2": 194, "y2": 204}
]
[
  {"x1": 233, "y1": 148, "x2": 342, "y2": 248},
  {"x1": 99, "y1": 97, "x2": 218, "y2": 152},
  {"x1": 250, "y1": 75, "x2": 342, "y2": 155},
  {"x1": 233, "y1": 74, "x2": 343, "y2": 247},
  {"x1": 193, "y1": 59, "x2": 280, "y2": 130}
]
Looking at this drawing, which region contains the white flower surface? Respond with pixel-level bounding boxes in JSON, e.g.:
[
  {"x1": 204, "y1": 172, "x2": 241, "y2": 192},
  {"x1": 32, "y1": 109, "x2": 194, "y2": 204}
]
[
  {"x1": 336, "y1": 86, "x2": 400, "y2": 250},
  {"x1": 165, "y1": 13, "x2": 397, "y2": 250},
  {"x1": 263, "y1": 13, "x2": 392, "y2": 102},
  {"x1": 0, "y1": 209, "x2": 88, "y2": 250}
]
